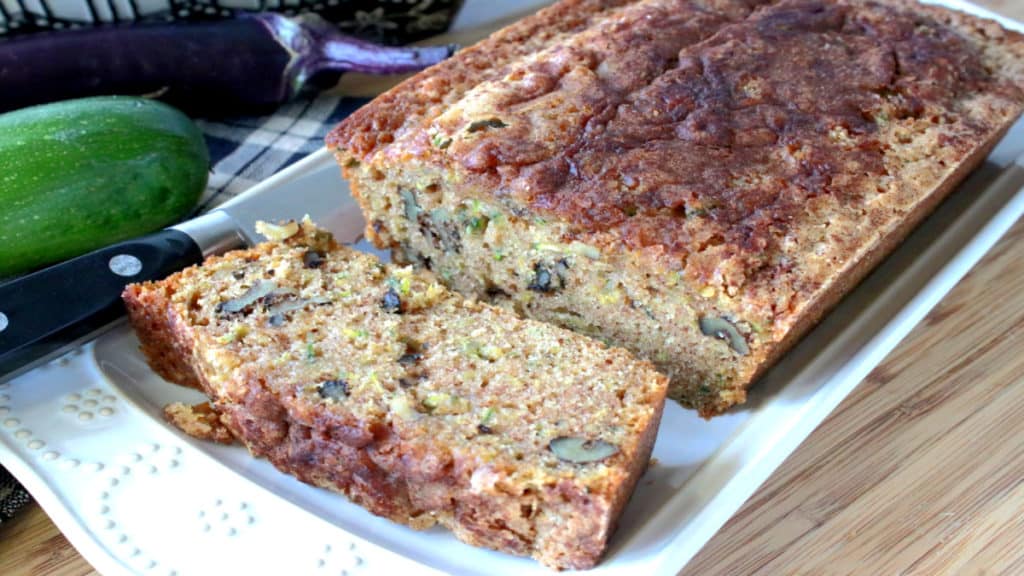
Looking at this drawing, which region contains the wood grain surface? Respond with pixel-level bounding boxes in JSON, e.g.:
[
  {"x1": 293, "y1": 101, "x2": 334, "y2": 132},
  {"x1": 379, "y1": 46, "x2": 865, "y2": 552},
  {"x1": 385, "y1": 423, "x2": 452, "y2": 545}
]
[
  {"x1": 681, "y1": 208, "x2": 1024, "y2": 575},
  {"x1": 2, "y1": 1, "x2": 1023, "y2": 574}
]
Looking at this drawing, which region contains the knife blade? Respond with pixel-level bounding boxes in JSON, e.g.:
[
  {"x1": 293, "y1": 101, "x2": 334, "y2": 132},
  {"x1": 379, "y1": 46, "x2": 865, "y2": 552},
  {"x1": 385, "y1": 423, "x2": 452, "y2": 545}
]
[{"x1": 0, "y1": 149, "x2": 354, "y2": 382}]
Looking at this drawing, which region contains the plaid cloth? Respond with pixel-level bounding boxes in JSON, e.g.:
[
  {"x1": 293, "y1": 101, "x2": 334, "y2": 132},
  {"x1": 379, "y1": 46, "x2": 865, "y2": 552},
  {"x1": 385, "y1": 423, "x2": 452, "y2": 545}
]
[
  {"x1": 0, "y1": 466, "x2": 31, "y2": 522},
  {"x1": 0, "y1": 90, "x2": 367, "y2": 524},
  {"x1": 196, "y1": 92, "x2": 369, "y2": 211}
]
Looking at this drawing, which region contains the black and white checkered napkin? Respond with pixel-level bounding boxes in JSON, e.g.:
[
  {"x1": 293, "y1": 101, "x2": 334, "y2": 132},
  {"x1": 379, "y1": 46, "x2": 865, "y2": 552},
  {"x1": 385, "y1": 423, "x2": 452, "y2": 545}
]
[
  {"x1": 0, "y1": 466, "x2": 32, "y2": 522},
  {"x1": 195, "y1": 91, "x2": 368, "y2": 211},
  {"x1": 0, "y1": 90, "x2": 367, "y2": 524}
]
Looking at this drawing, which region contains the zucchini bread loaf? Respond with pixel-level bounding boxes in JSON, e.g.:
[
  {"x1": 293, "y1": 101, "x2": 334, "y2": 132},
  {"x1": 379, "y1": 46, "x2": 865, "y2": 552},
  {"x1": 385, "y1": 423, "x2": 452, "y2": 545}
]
[
  {"x1": 122, "y1": 219, "x2": 667, "y2": 569},
  {"x1": 327, "y1": 0, "x2": 1024, "y2": 416}
]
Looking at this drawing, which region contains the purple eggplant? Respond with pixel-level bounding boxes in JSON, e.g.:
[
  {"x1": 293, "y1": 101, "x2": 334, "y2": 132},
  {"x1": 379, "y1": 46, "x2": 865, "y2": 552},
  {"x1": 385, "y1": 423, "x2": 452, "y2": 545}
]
[{"x1": 0, "y1": 13, "x2": 456, "y2": 116}]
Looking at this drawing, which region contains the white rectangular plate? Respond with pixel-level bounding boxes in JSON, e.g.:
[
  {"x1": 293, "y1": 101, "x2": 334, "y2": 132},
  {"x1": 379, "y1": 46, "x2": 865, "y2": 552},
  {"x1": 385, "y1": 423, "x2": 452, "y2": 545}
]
[{"x1": 2, "y1": 1, "x2": 1023, "y2": 575}]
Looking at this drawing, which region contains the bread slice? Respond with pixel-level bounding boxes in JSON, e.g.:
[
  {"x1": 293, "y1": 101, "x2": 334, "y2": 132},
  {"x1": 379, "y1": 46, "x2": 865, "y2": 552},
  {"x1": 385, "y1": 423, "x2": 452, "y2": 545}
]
[
  {"x1": 122, "y1": 219, "x2": 667, "y2": 570},
  {"x1": 327, "y1": 0, "x2": 1024, "y2": 416}
]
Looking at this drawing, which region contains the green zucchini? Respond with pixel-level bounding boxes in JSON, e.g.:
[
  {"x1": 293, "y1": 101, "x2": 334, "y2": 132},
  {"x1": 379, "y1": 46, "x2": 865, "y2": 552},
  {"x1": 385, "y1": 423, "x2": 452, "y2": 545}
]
[{"x1": 0, "y1": 96, "x2": 208, "y2": 277}]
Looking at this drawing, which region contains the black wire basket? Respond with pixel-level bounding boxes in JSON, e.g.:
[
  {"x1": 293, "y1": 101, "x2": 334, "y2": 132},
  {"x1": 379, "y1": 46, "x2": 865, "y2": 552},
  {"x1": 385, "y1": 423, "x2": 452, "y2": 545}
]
[{"x1": 0, "y1": 0, "x2": 464, "y2": 44}]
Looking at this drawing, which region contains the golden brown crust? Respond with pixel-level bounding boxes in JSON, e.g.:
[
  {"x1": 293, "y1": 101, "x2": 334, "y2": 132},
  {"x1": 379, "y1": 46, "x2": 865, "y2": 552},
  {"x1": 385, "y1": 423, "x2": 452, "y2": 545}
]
[
  {"x1": 333, "y1": 0, "x2": 1024, "y2": 278},
  {"x1": 328, "y1": 0, "x2": 1024, "y2": 416},
  {"x1": 123, "y1": 281, "x2": 203, "y2": 390},
  {"x1": 327, "y1": 0, "x2": 637, "y2": 157},
  {"x1": 729, "y1": 122, "x2": 1011, "y2": 415}
]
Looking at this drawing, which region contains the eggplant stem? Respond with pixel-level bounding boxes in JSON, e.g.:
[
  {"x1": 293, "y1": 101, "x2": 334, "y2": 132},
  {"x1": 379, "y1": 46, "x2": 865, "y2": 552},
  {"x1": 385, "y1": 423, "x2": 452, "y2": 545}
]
[
  {"x1": 318, "y1": 41, "x2": 457, "y2": 74},
  {"x1": 0, "y1": 12, "x2": 457, "y2": 115},
  {"x1": 252, "y1": 12, "x2": 456, "y2": 100}
]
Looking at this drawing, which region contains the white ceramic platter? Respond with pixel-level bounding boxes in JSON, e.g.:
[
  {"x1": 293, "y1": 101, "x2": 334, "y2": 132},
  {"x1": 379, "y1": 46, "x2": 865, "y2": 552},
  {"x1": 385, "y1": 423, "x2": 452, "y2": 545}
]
[{"x1": 2, "y1": 1, "x2": 1023, "y2": 574}]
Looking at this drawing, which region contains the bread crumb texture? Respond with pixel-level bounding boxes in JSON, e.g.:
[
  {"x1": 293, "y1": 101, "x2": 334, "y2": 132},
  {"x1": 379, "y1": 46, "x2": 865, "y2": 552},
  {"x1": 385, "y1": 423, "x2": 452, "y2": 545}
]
[
  {"x1": 123, "y1": 220, "x2": 667, "y2": 569},
  {"x1": 163, "y1": 401, "x2": 235, "y2": 445}
]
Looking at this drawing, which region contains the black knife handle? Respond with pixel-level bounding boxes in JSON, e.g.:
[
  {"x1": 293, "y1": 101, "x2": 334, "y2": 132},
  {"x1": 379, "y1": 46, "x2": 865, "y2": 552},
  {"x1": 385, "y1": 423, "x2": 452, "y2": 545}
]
[{"x1": 0, "y1": 229, "x2": 203, "y2": 376}]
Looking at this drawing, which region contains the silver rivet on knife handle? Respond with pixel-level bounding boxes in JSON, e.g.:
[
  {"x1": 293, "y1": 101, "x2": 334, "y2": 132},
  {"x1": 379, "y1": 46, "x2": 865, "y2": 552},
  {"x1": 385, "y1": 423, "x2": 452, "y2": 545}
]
[
  {"x1": 108, "y1": 254, "x2": 143, "y2": 277},
  {"x1": 171, "y1": 210, "x2": 247, "y2": 258}
]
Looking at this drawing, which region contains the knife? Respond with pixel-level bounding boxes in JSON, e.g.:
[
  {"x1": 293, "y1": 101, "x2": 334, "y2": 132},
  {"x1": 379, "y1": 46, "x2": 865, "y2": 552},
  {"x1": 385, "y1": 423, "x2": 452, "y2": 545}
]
[{"x1": 0, "y1": 150, "x2": 359, "y2": 382}]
